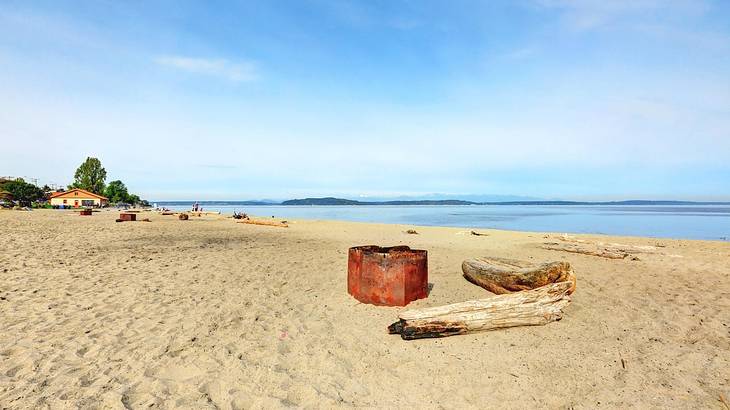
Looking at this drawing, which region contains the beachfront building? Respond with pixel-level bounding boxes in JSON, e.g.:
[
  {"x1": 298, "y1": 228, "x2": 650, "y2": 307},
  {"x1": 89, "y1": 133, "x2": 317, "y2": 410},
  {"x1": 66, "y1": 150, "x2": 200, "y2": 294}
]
[{"x1": 49, "y1": 189, "x2": 108, "y2": 208}]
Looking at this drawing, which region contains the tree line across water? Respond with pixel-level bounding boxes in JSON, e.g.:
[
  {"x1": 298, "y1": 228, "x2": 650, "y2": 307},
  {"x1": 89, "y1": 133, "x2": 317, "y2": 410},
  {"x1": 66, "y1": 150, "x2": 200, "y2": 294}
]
[{"x1": 1, "y1": 157, "x2": 148, "y2": 207}]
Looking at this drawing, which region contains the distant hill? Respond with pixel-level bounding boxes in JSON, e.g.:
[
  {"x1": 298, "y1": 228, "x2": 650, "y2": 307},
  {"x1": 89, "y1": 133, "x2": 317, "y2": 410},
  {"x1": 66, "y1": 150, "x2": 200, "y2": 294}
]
[{"x1": 281, "y1": 197, "x2": 360, "y2": 205}]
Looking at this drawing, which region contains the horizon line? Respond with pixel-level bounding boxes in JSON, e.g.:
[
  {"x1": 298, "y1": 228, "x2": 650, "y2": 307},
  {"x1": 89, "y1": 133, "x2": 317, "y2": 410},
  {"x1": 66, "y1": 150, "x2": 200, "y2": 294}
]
[{"x1": 150, "y1": 198, "x2": 730, "y2": 205}]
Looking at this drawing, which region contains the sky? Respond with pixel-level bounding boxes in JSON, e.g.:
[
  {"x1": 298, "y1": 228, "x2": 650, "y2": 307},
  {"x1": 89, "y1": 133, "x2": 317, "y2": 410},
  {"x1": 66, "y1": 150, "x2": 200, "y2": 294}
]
[{"x1": 1, "y1": 0, "x2": 729, "y2": 201}]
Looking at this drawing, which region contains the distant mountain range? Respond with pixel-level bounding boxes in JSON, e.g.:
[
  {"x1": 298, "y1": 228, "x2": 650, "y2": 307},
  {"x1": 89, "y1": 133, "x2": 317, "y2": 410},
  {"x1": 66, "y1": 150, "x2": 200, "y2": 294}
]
[{"x1": 346, "y1": 194, "x2": 544, "y2": 202}]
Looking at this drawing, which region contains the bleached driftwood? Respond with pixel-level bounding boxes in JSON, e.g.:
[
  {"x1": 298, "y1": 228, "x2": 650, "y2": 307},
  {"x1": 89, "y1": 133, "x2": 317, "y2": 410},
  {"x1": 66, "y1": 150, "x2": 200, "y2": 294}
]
[
  {"x1": 556, "y1": 234, "x2": 659, "y2": 251},
  {"x1": 462, "y1": 257, "x2": 576, "y2": 295},
  {"x1": 542, "y1": 235, "x2": 683, "y2": 259},
  {"x1": 541, "y1": 242, "x2": 628, "y2": 259},
  {"x1": 237, "y1": 219, "x2": 289, "y2": 228},
  {"x1": 388, "y1": 281, "x2": 572, "y2": 340}
]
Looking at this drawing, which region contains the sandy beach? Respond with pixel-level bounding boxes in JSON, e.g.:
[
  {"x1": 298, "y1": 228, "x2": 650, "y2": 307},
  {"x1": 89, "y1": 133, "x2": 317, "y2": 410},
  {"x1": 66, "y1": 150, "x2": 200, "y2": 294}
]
[{"x1": 0, "y1": 209, "x2": 728, "y2": 409}]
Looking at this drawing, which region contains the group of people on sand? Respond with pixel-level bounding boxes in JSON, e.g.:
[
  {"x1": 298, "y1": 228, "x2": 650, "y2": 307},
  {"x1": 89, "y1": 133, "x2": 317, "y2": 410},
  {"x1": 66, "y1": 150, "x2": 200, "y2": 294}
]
[{"x1": 191, "y1": 202, "x2": 203, "y2": 212}]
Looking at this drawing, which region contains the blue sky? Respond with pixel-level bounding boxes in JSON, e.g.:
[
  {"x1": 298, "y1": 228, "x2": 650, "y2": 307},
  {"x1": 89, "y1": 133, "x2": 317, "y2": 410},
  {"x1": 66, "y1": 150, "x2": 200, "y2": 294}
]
[{"x1": 1, "y1": 0, "x2": 729, "y2": 201}]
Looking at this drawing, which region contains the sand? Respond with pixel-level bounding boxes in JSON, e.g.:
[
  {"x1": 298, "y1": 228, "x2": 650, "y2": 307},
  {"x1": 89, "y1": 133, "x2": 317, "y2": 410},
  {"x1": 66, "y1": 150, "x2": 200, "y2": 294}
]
[{"x1": 0, "y1": 209, "x2": 728, "y2": 409}]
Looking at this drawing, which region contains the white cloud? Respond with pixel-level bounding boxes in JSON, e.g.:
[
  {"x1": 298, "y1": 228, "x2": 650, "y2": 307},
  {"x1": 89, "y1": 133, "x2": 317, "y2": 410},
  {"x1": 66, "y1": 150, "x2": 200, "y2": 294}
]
[{"x1": 155, "y1": 56, "x2": 258, "y2": 82}]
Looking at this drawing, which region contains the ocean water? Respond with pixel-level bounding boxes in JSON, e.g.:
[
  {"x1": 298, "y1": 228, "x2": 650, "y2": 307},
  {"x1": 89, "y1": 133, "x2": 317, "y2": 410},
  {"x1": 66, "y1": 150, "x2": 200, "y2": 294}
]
[{"x1": 155, "y1": 203, "x2": 730, "y2": 241}]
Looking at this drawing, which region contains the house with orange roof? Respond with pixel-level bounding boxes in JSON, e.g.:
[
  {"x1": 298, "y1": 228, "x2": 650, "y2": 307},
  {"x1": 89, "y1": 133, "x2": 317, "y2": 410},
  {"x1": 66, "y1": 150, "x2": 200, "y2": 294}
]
[{"x1": 49, "y1": 189, "x2": 108, "y2": 208}]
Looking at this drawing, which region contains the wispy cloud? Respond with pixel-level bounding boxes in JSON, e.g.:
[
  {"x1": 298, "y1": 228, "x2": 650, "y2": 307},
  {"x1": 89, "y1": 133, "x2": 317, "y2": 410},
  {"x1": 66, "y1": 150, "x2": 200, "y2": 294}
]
[
  {"x1": 155, "y1": 56, "x2": 258, "y2": 82},
  {"x1": 533, "y1": 0, "x2": 710, "y2": 30}
]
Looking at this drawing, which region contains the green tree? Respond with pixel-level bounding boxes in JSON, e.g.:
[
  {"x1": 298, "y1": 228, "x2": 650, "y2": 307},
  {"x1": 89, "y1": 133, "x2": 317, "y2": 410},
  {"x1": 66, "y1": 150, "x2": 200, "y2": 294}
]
[
  {"x1": 127, "y1": 194, "x2": 141, "y2": 205},
  {"x1": 0, "y1": 178, "x2": 45, "y2": 206},
  {"x1": 71, "y1": 157, "x2": 107, "y2": 194},
  {"x1": 104, "y1": 180, "x2": 130, "y2": 203}
]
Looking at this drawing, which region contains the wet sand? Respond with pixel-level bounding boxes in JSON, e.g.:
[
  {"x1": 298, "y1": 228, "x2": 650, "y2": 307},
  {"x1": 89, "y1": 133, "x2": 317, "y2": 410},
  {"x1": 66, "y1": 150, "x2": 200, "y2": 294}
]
[{"x1": 1, "y1": 209, "x2": 728, "y2": 408}]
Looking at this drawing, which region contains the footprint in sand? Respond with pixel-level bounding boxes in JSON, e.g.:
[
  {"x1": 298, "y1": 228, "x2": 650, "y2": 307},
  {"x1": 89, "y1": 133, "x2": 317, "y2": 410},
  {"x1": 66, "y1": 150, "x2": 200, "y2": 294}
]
[{"x1": 5, "y1": 365, "x2": 22, "y2": 377}]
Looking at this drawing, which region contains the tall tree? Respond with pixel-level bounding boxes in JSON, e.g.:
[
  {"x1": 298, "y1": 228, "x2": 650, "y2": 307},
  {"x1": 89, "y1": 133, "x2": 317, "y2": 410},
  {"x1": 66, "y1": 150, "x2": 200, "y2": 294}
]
[
  {"x1": 0, "y1": 178, "x2": 45, "y2": 206},
  {"x1": 104, "y1": 180, "x2": 130, "y2": 203},
  {"x1": 71, "y1": 157, "x2": 107, "y2": 194}
]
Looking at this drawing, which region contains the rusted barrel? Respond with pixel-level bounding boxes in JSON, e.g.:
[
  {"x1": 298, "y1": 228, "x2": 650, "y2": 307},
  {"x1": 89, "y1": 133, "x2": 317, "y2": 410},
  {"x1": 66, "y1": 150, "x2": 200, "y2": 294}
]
[
  {"x1": 348, "y1": 245, "x2": 428, "y2": 306},
  {"x1": 119, "y1": 213, "x2": 136, "y2": 222}
]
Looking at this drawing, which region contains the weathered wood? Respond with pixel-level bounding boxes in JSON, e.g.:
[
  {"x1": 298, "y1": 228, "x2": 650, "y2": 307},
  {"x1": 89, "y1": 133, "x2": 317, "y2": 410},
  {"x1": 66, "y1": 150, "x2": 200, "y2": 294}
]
[
  {"x1": 462, "y1": 256, "x2": 576, "y2": 295},
  {"x1": 388, "y1": 281, "x2": 572, "y2": 340},
  {"x1": 541, "y1": 242, "x2": 628, "y2": 259},
  {"x1": 542, "y1": 235, "x2": 684, "y2": 259},
  {"x1": 236, "y1": 219, "x2": 289, "y2": 228}
]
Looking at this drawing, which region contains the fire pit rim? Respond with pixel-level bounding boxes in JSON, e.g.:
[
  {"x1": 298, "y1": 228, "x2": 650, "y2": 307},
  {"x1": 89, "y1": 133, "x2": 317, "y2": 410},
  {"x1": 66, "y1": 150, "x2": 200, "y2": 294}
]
[{"x1": 348, "y1": 245, "x2": 426, "y2": 256}]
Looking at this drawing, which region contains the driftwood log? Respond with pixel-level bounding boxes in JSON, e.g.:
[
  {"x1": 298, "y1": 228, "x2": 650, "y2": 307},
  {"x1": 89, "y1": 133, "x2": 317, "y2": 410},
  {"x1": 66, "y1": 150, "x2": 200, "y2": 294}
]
[
  {"x1": 388, "y1": 281, "x2": 572, "y2": 340},
  {"x1": 236, "y1": 219, "x2": 288, "y2": 228},
  {"x1": 538, "y1": 235, "x2": 669, "y2": 260},
  {"x1": 540, "y1": 242, "x2": 628, "y2": 259},
  {"x1": 462, "y1": 257, "x2": 576, "y2": 295}
]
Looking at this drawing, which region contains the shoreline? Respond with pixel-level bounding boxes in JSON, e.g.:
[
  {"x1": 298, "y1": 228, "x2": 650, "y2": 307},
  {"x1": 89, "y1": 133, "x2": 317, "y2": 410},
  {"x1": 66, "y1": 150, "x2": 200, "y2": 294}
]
[
  {"x1": 14, "y1": 207, "x2": 730, "y2": 242},
  {"x1": 153, "y1": 203, "x2": 730, "y2": 242}
]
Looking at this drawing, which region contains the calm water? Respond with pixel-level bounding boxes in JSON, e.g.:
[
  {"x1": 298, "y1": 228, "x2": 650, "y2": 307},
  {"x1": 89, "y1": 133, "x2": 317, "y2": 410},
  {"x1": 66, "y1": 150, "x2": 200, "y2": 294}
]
[{"x1": 156, "y1": 203, "x2": 730, "y2": 241}]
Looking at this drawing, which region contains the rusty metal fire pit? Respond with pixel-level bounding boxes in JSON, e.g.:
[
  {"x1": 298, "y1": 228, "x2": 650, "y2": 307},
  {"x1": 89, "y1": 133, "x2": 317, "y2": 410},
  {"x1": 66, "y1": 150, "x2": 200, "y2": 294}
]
[
  {"x1": 118, "y1": 213, "x2": 136, "y2": 222},
  {"x1": 348, "y1": 245, "x2": 428, "y2": 306}
]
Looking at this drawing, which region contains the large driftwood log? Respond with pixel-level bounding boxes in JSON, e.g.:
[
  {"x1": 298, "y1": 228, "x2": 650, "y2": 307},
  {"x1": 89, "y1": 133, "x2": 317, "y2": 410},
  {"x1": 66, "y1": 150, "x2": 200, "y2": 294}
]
[
  {"x1": 462, "y1": 257, "x2": 576, "y2": 295},
  {"x1": 540, "y1": 242, "x2": 628, "y2": 259},
  {"x1": 388, "y1": 281, "x2": 572, "y2": 340}
]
